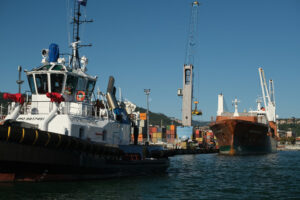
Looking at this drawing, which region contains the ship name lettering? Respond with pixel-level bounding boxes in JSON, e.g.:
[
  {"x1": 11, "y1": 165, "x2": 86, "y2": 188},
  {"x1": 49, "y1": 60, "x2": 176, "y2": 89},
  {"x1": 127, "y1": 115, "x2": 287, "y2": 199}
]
[{"x1": 25, "y1": 117, "x2": 45, "y2": 120}]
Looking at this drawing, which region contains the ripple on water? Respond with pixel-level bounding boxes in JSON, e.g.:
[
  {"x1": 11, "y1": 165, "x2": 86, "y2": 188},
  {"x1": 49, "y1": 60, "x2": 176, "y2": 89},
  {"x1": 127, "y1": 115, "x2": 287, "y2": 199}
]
[{"x1": 0, "y1": 151, "x2": 299, "y2": 199}]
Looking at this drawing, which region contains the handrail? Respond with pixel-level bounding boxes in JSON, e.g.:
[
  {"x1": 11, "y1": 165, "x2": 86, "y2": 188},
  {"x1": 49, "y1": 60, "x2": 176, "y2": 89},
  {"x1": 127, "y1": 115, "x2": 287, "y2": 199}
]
[{"x1": 7, "y1": 101, "x2": 111, "y2": 120}]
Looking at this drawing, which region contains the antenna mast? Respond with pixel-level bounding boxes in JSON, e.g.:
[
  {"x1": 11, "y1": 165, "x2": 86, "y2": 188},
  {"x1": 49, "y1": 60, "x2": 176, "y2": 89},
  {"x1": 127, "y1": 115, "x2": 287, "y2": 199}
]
[
  {"x1": 16, "y1": 66, "x2": 24, "y2": 94},
  {"x1": 70, "y1": 0, "x2": 93, "y2": 69}
]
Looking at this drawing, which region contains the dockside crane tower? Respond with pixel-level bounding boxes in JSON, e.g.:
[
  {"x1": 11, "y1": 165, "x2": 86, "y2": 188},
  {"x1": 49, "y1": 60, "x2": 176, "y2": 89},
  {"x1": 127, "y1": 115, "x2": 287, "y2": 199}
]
[{"x1": 178, "y1": 1, "x2": 201, "y2": 127}]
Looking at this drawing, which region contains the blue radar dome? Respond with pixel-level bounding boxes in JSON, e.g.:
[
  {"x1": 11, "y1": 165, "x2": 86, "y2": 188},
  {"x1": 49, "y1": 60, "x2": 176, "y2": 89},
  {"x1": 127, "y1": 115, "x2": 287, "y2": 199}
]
[{"x1": 48, "y1": 43, "x2": 59, "y2": 62}]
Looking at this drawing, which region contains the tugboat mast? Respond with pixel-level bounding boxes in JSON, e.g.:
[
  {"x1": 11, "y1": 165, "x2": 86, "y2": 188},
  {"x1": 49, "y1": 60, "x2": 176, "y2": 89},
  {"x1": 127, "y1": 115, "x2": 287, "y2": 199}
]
[
  {"x1": 16, "y1": 65, "x2": 24, "y2": 94},
  {"x1": 70, "y1": 0, "x2": 92, "y2": 69}
]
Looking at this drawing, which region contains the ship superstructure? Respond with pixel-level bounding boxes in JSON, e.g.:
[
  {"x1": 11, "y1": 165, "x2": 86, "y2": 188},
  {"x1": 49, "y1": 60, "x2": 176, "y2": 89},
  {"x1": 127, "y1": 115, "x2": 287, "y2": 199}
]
[{"x1": 4, "y1": 0, "x2": 130, "y2": 146}]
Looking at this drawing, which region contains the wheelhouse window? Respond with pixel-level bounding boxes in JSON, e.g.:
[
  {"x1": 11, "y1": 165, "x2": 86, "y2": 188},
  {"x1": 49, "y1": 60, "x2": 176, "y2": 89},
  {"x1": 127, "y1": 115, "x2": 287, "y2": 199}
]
[
  {"x1": 51, "y1": 65, "x2": 64, "y2": 71},
  {"x1": 27, "y1": 74, "x2": 36, "y2": 94},
  {"x1": 86, "y1": 80, "x2": 96, "y2": 100},
  {"x1": 35, "y1": 74, "x2": 48, "y2": 94},
  {"x1": 65, "y1": 75, "x2": 78, "y2": 95},
  {"x1": 77, "y1": 77, "x2": 86, "y2": 92},
  {"x1": 51, "y1": 74, "x2": 64, "y2": 93}
]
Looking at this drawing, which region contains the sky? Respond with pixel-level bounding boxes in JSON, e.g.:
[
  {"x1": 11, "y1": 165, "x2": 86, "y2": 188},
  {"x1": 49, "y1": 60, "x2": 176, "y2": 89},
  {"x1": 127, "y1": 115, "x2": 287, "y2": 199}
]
[{"x1": 0, "y1": 0, "x2": 299, "y2": 121}]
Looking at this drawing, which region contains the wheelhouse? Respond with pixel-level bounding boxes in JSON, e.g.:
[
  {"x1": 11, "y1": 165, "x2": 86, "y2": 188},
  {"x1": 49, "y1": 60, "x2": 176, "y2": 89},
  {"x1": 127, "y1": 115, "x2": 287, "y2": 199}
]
[{"x1": 26, "y1": 64, "x2": 97, "y2": 102}]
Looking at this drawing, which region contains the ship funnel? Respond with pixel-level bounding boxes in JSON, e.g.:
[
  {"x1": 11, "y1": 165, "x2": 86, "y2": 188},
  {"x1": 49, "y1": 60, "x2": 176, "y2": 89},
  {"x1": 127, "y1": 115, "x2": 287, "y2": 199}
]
[
  {"x1": 48, "y1": 43, "x2": 59, "y2": 62},
  {"x1": 106, "y1": 76, "x2": 119, "y2": 110},
  {"x1": 217, "y1": 93, "x2": 224, "y2": 116}
]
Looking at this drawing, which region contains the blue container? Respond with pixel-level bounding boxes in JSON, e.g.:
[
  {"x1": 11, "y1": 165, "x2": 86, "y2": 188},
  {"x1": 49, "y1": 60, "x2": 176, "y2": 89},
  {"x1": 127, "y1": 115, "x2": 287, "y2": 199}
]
[{"x1": 176, "y1": 126, "x2": 193, "y2": 140}]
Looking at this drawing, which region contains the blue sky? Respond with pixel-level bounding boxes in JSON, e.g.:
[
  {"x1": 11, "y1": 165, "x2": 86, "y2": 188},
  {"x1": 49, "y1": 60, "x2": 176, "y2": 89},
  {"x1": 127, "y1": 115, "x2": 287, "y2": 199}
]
[{"x1": 0, "y1": 0, "x2": 299, "y2": 121}]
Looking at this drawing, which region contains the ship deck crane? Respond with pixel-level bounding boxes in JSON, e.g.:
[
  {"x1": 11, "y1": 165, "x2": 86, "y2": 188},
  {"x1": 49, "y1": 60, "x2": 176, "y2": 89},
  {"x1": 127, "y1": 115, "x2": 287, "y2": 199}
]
[{"x1": 258, "y1": 67, "x2": 276, "y2": 122}]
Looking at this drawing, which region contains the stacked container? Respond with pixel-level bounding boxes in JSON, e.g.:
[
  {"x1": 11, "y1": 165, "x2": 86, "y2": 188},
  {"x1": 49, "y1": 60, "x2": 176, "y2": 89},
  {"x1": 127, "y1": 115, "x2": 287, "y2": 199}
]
[
  {"x1": 148, "y1": 126, "x2": 163, "y2": 143},
  {"x1": 206, "y1": 131, "x2": 213, "y2": 143},
  {"x1": 166, "y1": 125, "x2": 176, "y2": 144},
  {"x1": 138, "y1": 133, "x2": 143, "y2": 142},
  {"x1": 194, "y1": 128, "x2": 203, "y2": 144}
]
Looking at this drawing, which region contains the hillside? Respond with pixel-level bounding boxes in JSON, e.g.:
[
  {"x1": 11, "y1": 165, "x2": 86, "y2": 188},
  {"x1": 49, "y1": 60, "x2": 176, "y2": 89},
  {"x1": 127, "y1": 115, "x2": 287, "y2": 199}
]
[
  {"x1": 135, "y1": 107, "x2": 181, "y2": 126},
  {"x1": 277, "y1": 118, "x2": 300, "y2": 137},
  {"x1": 135, "y1": 106, "x2": 210, "y2": 127}
]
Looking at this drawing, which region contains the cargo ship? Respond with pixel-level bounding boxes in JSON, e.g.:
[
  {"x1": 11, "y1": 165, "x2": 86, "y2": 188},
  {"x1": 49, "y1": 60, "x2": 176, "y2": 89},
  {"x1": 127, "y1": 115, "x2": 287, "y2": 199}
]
[
  {"x1": 0, "y1": 0, "x2": 170, "y2": 182},
  {"x1": 210, "y1": 68, "x2": 277, "y2": 155}
]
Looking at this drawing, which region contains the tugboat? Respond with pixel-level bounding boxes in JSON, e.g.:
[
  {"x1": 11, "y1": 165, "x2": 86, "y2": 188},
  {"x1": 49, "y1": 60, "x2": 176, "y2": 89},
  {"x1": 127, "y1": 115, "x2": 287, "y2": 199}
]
[
  {"x1": 0, "y1": 0, "x2": 169, "y2": 182},
  {"x1": 210, "y1": 68, "x2": 277, "y2": 155}
]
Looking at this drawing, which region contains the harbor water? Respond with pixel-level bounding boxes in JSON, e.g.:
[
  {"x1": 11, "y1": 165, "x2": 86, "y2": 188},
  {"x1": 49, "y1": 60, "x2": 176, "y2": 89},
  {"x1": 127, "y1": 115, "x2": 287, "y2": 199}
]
[{"x1": 0, "y1": 151, "x2": 299, "y2": 199}]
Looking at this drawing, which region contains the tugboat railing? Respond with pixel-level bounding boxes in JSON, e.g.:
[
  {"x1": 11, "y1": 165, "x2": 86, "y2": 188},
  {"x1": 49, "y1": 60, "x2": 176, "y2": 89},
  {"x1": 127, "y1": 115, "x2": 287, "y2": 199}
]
[{"x1": 7, "y1": 101, "x2": 110, "y2": 119}]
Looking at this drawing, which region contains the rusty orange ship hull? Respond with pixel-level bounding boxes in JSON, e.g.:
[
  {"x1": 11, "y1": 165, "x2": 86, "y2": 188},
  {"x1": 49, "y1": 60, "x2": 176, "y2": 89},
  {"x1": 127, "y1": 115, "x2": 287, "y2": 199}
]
[{"x1": 210, "y1": 119, "x2": 277, "y2": 155}]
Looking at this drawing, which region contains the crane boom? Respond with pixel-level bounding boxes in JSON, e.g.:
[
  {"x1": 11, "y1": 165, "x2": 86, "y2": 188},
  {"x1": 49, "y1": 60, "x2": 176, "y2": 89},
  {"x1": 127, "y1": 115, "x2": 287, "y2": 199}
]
[
  {"x1": 258, "y1": 67, "x2": 276, "y2": 122},
  {"x1": 258, "y1": 68, "x2": 267, "y2": 109},
  {"x1": 184, "y1": 1, "x2": 200, "y2": 66},
  {"x1": 269, "y1": 79, "x2": 275, "y2": 106}
]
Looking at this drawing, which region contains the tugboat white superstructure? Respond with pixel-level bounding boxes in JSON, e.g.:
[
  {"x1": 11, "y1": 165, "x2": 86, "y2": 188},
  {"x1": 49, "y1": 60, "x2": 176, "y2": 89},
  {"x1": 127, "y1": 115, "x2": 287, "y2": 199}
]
[
  {"x1": 0, "y1": 0, "x2": 169, "y2": 182},
  {"x1": 15, "y1": 44, "x2": 131, "y2": 146}
]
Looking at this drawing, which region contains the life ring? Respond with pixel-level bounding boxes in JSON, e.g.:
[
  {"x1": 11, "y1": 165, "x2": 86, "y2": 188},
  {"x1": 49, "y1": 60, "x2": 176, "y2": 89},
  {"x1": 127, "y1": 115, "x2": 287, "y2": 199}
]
[{"x1": 76, "y1": 91, "x2": 85, "y2": 101}]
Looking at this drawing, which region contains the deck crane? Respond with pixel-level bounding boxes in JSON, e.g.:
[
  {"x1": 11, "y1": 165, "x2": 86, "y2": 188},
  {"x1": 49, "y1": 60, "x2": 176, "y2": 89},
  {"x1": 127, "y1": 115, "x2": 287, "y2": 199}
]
[
  {"x1": 258, "y1": 67, "x2": 276, "y2": 122},
  {"x1": 258, "y1": 67, "x2": 278, "y2": 137},
  {"x1": 178, "y1": 1, "x2": 201, "y2": 127}
]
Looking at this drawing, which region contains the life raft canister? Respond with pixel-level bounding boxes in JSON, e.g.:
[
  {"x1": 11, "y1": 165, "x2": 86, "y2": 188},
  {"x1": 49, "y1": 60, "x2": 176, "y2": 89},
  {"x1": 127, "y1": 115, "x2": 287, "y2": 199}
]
[{"x1": 76, "y1": 91, "x2": 85, "y2": 101}]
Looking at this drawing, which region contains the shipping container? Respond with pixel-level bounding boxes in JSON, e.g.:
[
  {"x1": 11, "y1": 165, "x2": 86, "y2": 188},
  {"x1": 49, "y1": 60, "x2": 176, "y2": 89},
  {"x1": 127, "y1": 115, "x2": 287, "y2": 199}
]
[
  {"x1": 153, "y1": 132, "x2": 157, "y2": 138},
  {"x1": 170, "y1": 125, "x2": 175, "y2": 131},
  {"x1": 167, "y1": 138, "x2": 175, "y2": 144},
  {"x1": 140, "y1": 113, "x2": 147, "y2": 120},
  {"x1": 139, "y1": 127, "x2": 143, "y2": 134},
  {"x1": 156, "y1": 132, "x2": 162, "y2": 138},
  {"x1": 139, "y1": 120, "x2": 145, "y2": 127},
  {"x1": 149, "y1": 127, "x2": 157, "y2": 133},
  {"x1": 180, "y1": 141, "x2": 187, "y2": 149},
  {"x1": 138, "y1": 133, "x2": 143, "y2": 142}
]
